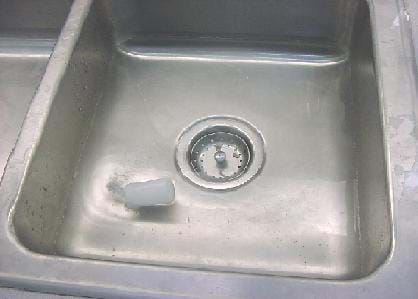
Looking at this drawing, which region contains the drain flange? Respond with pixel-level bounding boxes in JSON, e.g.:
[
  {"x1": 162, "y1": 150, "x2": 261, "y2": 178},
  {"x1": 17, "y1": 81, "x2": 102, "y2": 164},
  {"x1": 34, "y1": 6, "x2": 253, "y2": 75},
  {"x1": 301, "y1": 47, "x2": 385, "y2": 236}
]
[{"x1": 175, "y1": 116, "x2": 265, "y2": 191}]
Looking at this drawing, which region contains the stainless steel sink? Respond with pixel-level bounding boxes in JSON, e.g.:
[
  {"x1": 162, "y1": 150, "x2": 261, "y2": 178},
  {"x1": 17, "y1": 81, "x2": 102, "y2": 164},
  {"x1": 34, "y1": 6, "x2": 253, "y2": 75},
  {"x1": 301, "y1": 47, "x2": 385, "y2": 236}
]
[
  {"x1": 9, "y1": 0, "x2": 391, "y2": 280},
  {"x1": 1, "y1": 0, "x2": 417, "y2": 298}
]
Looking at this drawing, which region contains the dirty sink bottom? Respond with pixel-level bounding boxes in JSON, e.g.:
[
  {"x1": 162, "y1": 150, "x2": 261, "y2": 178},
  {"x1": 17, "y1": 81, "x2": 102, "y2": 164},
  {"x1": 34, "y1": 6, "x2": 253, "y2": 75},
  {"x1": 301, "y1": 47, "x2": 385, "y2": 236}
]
[{"x1": 50, "y1": 43, "x2": 363, "y2": 279}]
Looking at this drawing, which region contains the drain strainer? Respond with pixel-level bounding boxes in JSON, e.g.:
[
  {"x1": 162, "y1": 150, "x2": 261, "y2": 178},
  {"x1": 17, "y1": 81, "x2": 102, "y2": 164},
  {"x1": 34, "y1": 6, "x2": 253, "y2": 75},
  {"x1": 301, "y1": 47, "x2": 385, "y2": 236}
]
[
  {"x1": 190, "y1": 132, "x2": 250, "y2": 182},
  {"x1": 175, "y1": 116, "x2": 265, "y2": 190}
]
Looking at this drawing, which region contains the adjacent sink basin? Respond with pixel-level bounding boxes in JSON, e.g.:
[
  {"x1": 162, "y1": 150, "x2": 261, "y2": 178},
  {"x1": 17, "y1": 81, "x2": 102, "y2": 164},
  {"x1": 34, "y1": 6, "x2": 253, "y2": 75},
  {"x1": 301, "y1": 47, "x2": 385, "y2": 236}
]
[
  {"x1": 0, "y1": 0, "x2": 72, "y2": 179},
  {"x1": 8, "y1": 0, "x2": 392, "y2": 284}
]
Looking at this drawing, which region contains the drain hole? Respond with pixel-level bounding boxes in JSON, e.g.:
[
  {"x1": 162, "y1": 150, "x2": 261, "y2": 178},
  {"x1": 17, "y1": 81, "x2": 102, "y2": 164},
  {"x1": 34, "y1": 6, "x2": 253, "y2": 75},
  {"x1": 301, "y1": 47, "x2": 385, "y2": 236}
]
[
  {"x1": 189, "y1": 128, "x2": 251, "y2": 183},
  {"x1": 175, "y1": 116, "x2": 265, "y2": 190}
]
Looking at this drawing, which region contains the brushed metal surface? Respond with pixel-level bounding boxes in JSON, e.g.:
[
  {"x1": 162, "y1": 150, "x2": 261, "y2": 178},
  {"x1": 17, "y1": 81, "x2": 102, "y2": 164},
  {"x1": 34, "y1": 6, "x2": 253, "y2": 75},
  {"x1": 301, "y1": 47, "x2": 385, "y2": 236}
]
[
  {"x1": 9, "y1": 0, "x2": 390, "y2": 280},
  {"x1": 1, "y1": 0, "x2": 417, "y2": 297}
]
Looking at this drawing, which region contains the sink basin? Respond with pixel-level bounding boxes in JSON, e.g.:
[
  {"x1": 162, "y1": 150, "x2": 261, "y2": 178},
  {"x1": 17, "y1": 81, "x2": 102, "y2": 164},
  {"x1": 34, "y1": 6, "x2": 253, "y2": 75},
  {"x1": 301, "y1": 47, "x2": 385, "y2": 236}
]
[
  {"x1": 0, "y1": 0, "x2": 72, "y2": 179},
  {"x1": 10, "y1": 0, "x2": 391, "y2": 281}
]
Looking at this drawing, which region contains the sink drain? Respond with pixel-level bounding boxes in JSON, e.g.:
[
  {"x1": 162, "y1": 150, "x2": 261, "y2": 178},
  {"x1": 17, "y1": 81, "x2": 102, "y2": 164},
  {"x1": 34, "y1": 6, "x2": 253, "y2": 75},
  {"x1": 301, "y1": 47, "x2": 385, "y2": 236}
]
[
  {"x1": 190, "y1": 131, "x2": 250, "y2": 182},
  {"x1": 175, "y1": 116, "x2": 265, "y2": 190}
]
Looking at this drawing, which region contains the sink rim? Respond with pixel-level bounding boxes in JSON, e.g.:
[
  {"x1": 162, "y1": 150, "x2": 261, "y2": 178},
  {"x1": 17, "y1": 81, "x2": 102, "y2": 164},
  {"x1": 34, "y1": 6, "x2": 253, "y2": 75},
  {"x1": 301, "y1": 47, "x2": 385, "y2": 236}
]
[{"x1": 1, "y1": 0, "x2": 416, "y2": 297}]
